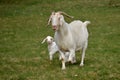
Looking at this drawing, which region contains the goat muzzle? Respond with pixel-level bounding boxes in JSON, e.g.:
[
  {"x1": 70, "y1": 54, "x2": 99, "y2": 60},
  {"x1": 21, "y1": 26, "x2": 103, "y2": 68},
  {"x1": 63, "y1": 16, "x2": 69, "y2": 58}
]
[
  {"x1": 52, "y1": 25, "x2": 57, "y2": 31},
  {"x1": 47, "y1": 40, "x2": 52, "y2": 44}
]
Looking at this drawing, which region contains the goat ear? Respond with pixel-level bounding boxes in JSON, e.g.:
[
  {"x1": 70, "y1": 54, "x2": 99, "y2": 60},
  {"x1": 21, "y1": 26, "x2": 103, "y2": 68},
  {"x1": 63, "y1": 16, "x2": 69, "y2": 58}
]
[
  {"x1": 41, "y1": 38, "x2": 47, "y2": 44},
  {"x1": 47, "y1": 16, "x2": 52, "y2": 26},
  {"x1": 47, "y1": 12, "x2": 55, "y2": 26},
  {"x1": 59, "y1": 16, "x2": 64, "y2": 26}
]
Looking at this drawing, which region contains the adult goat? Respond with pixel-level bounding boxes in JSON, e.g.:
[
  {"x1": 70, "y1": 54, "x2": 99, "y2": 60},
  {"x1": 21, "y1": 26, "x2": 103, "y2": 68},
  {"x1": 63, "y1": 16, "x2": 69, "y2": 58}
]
[{"x1": 48, "y1": 11, "x2": 90, "y2": 70}]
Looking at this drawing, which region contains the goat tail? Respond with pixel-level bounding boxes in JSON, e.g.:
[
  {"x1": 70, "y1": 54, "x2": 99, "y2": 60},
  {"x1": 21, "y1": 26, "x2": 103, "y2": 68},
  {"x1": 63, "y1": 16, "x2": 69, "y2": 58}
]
[{"x1": 83, "y1": 21, "x2": 91, "y2": 27}]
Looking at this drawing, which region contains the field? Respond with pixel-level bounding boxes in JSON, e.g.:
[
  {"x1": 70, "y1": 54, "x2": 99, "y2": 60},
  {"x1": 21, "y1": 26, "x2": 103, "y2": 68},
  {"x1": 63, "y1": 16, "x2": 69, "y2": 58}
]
[{"x1": 0, "y1": 0, "x2": 120, "y2": 80}]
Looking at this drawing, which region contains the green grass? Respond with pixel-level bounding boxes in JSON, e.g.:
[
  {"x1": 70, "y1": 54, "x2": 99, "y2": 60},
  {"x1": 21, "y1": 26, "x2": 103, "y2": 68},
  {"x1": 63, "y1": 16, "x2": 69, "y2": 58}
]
[{"x1": 0, "y1": 0, "x2": 120, "y2": 80}]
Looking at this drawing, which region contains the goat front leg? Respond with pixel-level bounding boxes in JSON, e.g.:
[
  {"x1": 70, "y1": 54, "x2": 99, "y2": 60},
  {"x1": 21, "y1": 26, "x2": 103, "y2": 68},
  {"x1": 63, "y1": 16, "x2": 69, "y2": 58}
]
[
  {"x1": 68, "y1": 49, "x2": 75, "y2": 63},
  {"x1": 49, "y1": 52, "x2": 53, "y2": 61},
  {"x1": 61, "y1": 58, "x2": 66, "y2": 70},
  {"x1": 59, "y1": 54, "x2": 62, "y2": 60},
  {"x1": 59, "y1": 50, "x2": 66, "y2": 70},
  {"x1": 71, "y1": 53, "x2": 76, "y2": 64}
]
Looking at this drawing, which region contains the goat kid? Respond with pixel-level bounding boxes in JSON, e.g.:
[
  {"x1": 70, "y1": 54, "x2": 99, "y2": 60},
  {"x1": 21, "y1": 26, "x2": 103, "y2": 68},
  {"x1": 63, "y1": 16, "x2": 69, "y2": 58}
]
[
  {"x1": 41, "y1": 36, "x2": 59, "y2": 60},
  {"x1": 41, "y1": 36, "x2": 70, "y2": 61}
]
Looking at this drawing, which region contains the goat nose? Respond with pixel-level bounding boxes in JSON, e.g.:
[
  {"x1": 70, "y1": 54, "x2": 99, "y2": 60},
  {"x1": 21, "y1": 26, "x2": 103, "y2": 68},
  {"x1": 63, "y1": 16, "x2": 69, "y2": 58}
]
[
  {"x1": 52, "y1": 25, "x2": 57, "y2": 30},
  {"x1": 52, "y1": 25, "x2": 56, "y2": 28},
  {"x1": 47, "y1": 41, "x2": 51, "y2": 44}
]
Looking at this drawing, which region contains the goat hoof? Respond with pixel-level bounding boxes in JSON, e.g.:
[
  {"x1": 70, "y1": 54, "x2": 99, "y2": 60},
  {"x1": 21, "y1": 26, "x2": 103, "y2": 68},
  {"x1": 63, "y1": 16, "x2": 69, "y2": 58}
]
[
  {"x1": 71, "y1": 61, "x2": 76, "y2": 64},
  {"x1": 80, "y1": 63, "x2": 84, "y2": 67},
  {"x1": 68, "y1": 61, "x2": 72, "y2": 64},
  {"x1": 50, "y1": 59, "x2": 53, "y2": 61},
  {"x1": 62, "y1": 67, "x2": 66, "y2": 70},
  {"x1": 71, "y1": 59, "x2": 76, "y2": 64}
]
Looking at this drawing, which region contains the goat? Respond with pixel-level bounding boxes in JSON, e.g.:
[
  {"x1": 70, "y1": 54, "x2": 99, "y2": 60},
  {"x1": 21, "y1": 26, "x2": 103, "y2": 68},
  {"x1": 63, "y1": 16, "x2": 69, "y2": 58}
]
[
  {"x1": 48, "y1": 11, "x2": 90, "y2": 70},
  {"x1": 41, "y1": 36, "x2": 59, "y2": 60},
  {"x1": 41, "y1": 36, "x2": 71, "y2": 62}
]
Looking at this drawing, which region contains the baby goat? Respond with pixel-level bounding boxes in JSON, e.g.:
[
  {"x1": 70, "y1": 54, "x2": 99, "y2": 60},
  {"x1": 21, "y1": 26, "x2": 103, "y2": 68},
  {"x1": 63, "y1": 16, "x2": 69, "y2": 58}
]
[
  {"x1": 41, "y1": 36, "x2": 71, "y2": 62},
  {"x1": 41, "y1": 36, "x2": 59, "y2": 60}
]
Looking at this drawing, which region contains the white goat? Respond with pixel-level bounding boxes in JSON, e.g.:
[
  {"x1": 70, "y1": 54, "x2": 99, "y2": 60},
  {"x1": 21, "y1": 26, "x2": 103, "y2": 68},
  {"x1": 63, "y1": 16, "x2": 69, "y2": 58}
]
[
  {"x1": 41, "y1": 36, "x2": 59, "y2": 60},
  {"x1": 48, "y1": 11, "x2": 90, "y2": 70},
  {"x1": 41, "y1": 36, "x2": 70, "y2": 61}
]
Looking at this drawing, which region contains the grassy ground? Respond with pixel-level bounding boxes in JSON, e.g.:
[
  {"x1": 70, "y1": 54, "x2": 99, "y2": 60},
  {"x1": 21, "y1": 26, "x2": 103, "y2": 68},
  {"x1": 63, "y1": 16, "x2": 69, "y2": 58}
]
[{"x1": 0, "y1": 0, "x2": 120, "y2": 80}]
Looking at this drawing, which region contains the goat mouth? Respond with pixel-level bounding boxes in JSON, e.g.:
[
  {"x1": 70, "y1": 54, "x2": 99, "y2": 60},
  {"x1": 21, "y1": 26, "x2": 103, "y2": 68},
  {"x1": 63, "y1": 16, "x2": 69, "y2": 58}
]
[
  {"x1": 47, "y1": 42, "x2": 52, "y2": 44},
  {"x1": 52, "y1": 26, "x2": 58, "y2": 31}
]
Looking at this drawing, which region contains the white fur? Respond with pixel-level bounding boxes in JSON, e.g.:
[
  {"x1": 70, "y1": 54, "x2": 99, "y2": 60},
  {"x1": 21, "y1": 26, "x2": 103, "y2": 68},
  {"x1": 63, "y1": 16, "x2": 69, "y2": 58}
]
[{"x1": 48, "y1": 11, "x2": 90, "y2": 70}]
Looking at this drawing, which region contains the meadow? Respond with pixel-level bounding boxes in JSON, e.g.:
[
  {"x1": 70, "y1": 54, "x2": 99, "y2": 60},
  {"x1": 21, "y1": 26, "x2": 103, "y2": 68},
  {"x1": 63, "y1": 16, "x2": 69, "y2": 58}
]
[{"x1": 0, "y1": 0, "x2": 120, "y2": 80}]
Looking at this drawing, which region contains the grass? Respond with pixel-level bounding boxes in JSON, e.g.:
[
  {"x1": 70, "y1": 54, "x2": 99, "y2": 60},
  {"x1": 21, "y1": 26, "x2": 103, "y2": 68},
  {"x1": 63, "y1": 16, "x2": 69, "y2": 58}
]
[{"x1": 0, "y1": 0, "x2": 120, "y2": 80}]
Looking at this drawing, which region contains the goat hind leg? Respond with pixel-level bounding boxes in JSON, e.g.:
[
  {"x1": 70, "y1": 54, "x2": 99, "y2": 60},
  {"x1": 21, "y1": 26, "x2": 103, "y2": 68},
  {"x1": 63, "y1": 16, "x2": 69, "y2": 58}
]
[{"x1": 80, "y1": 42, "x2": 88, "y2": 66}]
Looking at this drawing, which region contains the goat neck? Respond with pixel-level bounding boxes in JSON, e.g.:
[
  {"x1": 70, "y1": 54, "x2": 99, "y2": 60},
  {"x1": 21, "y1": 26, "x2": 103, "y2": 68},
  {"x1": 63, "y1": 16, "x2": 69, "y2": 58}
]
[{"x1": 57, "y1": 22, "x2": 69, "y2": 36}]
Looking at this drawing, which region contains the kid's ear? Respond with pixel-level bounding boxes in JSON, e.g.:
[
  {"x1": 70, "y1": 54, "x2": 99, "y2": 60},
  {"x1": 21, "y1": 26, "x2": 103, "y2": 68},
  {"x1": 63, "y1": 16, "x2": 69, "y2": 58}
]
[{"x1": 41, "y1": 37, "x2": 47, "y2": 44}]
